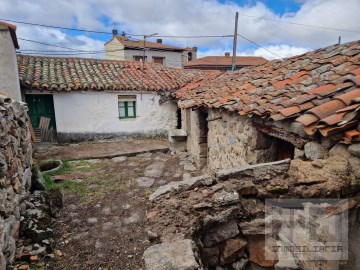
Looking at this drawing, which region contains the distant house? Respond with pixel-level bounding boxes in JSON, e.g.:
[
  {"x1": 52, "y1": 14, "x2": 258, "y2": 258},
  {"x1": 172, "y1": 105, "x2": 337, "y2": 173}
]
[
  {"x1": 17, "y1": 55, "x2": 215, "y2": 142},
  {"x1": 184, "y1": 52, "x2": 268, "y2": 71},
  {"x1": 104, "y1": 35, "x2": 197, "y2": 68}
]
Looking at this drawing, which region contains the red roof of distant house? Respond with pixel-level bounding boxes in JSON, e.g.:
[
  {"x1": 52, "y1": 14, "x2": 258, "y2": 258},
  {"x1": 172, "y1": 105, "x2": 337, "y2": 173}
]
[
  {"x1": 17, "y1": 55, "x2": 219, "y2": 92},
  {"x1": 176, "y1": 40, "x2": 360, "y2": 142},
  {"x1": 113, "y1": 35, "x2": 186, "y2": 52},
  {"x1": 184, "y1": 56, "x2": 268, "y2": 68},
  {"x1": 0, "y1": 21, "x2": 19, "y2": 49}
]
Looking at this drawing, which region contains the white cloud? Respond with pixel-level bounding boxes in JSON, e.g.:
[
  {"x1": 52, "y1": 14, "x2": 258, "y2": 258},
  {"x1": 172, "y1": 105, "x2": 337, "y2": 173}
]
[
  {"x1": 245, "y1": 44, "x2": 310, "y2": 60},
  {"x1": 0, "y1": 0, "x2": 359, "y2": 59}
]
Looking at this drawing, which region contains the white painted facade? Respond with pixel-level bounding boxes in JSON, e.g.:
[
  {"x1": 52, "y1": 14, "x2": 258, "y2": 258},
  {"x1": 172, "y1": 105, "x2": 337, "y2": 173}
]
[
  {"x1": 104, "y1": 38, "x2": 184, "y2": 68},
  {"x1": 26, "y1": 91, "x2": 178, "y2": 141},
  {"x1": 0, "y1": 24, "x2": 21, "y2": 101}
]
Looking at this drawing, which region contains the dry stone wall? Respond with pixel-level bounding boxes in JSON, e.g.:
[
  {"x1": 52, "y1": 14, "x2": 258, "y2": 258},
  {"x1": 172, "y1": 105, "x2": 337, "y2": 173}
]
[
  {"x1": 145, "y1": 148, "x2": 360, "y2": 270},
  {"x1": 207, "y1": 110, "x2": 277, "y2": 171},
  {"x1": 0, "y1": 95, "x2": 32, "y2": 268}
]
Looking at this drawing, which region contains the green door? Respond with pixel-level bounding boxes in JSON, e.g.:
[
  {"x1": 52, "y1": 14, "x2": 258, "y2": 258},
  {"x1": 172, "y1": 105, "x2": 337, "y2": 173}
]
[{"x1": 25, "y1": 94, "x2": 56, "y2": 129}]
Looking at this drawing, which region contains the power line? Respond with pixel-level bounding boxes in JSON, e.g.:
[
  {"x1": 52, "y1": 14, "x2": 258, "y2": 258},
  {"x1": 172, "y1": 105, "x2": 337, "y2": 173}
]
[
  {"x1": 150, "y1": 34, "x2": 233, "y2": 38},
  {"x1": 18, "y1": 38, "x2": 84, "y2": 51},
  {"x1": 0, "y1": 17, "x2": 235, "y2": 38},
  {"x1": 237, "y1": 34, "x2": 284, "y2": 60},
  {"x1": 0, "y1": 18, "x2": 112, "y2": 34},
  {"x1": 237, "y1": 13, "x2": 360, "y2": 34}
]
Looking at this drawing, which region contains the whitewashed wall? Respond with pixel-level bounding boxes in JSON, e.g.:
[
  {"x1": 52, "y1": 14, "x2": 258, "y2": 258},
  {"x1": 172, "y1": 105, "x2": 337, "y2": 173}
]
[
  {"x1": 28, "y1": 91, "x2": 177, "y2": 142},
  {"x1": 0, "y1": 25, "x2": 21, "y2": 101},
  {"x1": 104, "y1": 39, "x2": 125, "y2": 61},
  {"x1": 123, "y1": 49, "x2": 184, "y2": 68}
]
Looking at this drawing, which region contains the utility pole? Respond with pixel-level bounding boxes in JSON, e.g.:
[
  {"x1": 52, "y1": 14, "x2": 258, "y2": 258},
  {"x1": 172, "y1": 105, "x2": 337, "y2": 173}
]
[
  {"x1": 141, "y1": 33, "x2": 158, "y2": 100},
  {"x1": 231, "y1": 12, "x2": 239, "y2": 71}
]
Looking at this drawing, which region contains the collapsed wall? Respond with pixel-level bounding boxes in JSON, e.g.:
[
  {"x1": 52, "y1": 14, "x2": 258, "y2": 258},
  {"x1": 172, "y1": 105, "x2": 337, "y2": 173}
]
[
  {"x1": 144, "y1": 147, "x2": 360, "y2": 270},
  {"x1": 0, "y1": 95, "x2": 32, "y2": 268}
]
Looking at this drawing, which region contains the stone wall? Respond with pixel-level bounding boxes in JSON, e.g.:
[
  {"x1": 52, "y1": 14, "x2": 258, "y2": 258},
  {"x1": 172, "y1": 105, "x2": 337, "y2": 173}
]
[
  {"x1": 207, "y1": 110, "x2": 277, "y2": 171},
  {"x1": 145, "y1": 154, "x2": 360, "y2": 270},
  {"x1": 0, "y1": 95, "x2": 32, "y2": 268}
]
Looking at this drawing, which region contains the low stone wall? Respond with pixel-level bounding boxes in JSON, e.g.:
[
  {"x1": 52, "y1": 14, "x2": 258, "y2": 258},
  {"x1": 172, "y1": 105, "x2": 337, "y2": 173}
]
[
  {"x1": 0, "y1": 95, "x2": 32, "y2": 268},
  {"x1": 145, "y1": 149, "x2": 360, "y2": 270},
  {"x1": 207, "y1": 110, "x2": 277, "y2": 171}
]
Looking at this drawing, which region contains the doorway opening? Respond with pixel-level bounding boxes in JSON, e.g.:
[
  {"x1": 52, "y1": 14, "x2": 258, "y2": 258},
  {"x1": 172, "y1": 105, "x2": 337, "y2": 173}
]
[
  {"x1": 25, "y1": 94, "x2": 57, "y2": 142},
  {"x1": 274, "y1": 138, "x2": 295, "y2": 161},
  {"x1": 177, "y1": 108, "x2": 182, "y2": 129},
  {"x1": 198, "y1": 109, "x2": 208, "y2": 167}
]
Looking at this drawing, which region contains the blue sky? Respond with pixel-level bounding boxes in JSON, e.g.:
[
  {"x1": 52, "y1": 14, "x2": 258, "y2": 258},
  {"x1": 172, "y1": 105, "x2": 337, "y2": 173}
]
[{"x1": 1, "y1": 0, "x2": 359, "y2": 60}]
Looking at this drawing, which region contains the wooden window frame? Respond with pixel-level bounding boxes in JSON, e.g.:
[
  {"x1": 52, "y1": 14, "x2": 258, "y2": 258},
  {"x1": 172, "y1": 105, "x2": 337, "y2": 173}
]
[
  {"x1": 152, "y1": 56, "x2": 165, "y2": 65},
  {"x1": 118, "y1": 96, "x2": 137, "y2": 119},
  {"x1": 134, "y1": 55, "x2": 147, "y2": 62}
]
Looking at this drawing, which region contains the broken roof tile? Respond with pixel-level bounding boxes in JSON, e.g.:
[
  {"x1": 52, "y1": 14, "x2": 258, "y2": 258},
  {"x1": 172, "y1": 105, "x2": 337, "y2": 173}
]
[{"x1": 307, "y1": 99, "x2": 346, "y2": 119}]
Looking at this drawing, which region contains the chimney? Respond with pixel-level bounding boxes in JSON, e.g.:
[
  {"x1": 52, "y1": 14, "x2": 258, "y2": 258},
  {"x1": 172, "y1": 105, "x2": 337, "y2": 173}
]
[
  {"x1": 0, "y1": 21, "x2": 21, "y2": 101},
  {"x1": 225, "y1": 52, "x2": 231, "y2": 57},
  {"x1": 156, "y1": 39, "x2": 162, "y2": 44},
  {"x1": 112, "y1": 29, "x2": 118, "y2": 37}
]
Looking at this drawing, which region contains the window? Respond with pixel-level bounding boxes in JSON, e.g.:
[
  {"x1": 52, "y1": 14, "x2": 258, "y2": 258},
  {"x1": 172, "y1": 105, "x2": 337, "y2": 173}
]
[
  {"x1": 118, "y1": 95, "x2": 136, "y2": 119},
  {"x1": 134, "y1": 56, "x2": 147, "y2": 62},
  {"x1": 153, "y1": 57, "x2": 165, "y2": 65}
]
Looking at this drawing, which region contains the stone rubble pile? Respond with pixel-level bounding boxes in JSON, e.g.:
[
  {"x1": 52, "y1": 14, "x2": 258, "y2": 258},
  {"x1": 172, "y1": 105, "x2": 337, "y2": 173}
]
[{"x1": 144, "y1": 153, "x2": 360, "y2": 270}]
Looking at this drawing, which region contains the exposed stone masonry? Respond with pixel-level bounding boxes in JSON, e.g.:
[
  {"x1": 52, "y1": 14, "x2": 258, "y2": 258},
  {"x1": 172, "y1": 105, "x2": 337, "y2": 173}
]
[
  {"x1": 0, "y1": 95, "x2": 32, "y2": 268},
  {"x1": 145, "y1": 144, "x2": 360, "y2": 270},
  {"x1": 207, "y1": 110, "x2": 278, "y2": 171}
]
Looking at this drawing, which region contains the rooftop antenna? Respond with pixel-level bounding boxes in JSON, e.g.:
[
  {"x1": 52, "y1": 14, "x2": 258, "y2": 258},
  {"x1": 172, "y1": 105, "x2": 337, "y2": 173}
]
[{"x1": 112, "y1": 23, "x2": 118, "y2": 37}]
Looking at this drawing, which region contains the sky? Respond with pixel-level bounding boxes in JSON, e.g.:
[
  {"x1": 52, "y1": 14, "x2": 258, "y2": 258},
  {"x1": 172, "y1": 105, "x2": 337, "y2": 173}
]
[{"x1": 1, "y1": 0, "x2": 360, "y2": 60}]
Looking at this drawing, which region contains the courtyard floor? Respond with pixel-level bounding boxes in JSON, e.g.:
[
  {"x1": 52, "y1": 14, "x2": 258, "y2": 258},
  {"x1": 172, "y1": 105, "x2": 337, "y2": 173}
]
[{"x1": 32, "y1": 139, "x2": 199, "y2": 270}]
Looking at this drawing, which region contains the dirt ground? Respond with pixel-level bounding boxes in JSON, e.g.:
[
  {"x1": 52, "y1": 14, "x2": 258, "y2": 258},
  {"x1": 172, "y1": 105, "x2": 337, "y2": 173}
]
[
  {"x1": 34, "y1": 139, "x2": 169, "y2": 161},
  {"x1": 33, "y1": 140, "x2": 199, "y2": 270}
]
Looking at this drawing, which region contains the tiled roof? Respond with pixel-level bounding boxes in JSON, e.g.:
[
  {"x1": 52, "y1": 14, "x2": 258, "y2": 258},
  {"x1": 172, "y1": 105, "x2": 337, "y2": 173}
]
[
  {"x1": 17, "y1": 55, "x2": 219, "y2": 92},
  {"x1": 176, "y1": 40, "x2": 360, "y2": 142},
  {"x1": 184, "y1": 56, "x2": 268, "y2": 68},
  {"x1": 114, "y1": 35, "x2": 186, "y2": 51}
]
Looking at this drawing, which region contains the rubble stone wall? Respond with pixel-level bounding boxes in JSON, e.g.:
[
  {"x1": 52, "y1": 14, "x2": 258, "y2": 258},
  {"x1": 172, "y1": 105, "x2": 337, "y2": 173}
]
[
  {"x1": 145, "y1": 155, "x2": 360, "y2": 270},
  {"x1": 0, "y1": 95, "x2": 32, "y2": 268},
  {"x1": 207, "y1": 110, "x2": 277, "y2": 171}
]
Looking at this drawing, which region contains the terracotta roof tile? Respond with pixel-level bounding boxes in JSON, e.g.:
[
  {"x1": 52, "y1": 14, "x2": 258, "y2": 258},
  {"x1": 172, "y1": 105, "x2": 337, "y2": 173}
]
[
  {"x1": 176, "y1": 40, "x2": 360, "y2": 141},
  {"x1": 184, "y1": 56, "x2": 268, "y2": 68},
  {"x1": 18, "y1": 55, "x2": 218, "y2": 92}
]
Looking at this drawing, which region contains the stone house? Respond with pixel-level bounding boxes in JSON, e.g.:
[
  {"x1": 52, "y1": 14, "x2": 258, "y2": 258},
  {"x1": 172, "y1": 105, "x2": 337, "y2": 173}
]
[
  {"x1": 175, "y1": 40, "x2": 360, "y2": 172},
  {"x1": 104, "y1": 35, "x2": 197, "y2": 68},
  {"x1": 145, "y1": 40, "x2": 360, "y2": 270},
  {"x1": 17, "y1": 55, "x2": 213, "y2": 142},
  {"x1": 184, "y1": 52, "x2": 268, "y2": 71}
]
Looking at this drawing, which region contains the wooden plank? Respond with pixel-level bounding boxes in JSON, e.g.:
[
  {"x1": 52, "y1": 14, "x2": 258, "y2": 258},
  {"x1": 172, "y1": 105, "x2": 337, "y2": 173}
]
[
  {"x1": 39, "y1": 117, "x2": 50, "y2": 130},
  {"x1": 26, "y1": 115, "x2": 36, "y2": 143}
]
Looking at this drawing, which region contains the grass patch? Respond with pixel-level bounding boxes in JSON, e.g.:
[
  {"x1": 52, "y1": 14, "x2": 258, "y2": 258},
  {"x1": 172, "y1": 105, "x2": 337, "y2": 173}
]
[{"x1": 42, "y1": 159, "x2": 130, "y2": 203}]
